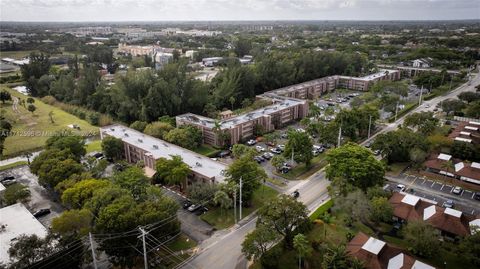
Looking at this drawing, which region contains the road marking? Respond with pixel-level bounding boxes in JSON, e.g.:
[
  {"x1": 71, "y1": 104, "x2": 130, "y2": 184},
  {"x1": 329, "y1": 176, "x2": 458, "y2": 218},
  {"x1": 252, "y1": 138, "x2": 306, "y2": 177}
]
[
  {"x1": 472, "y1": 210, "x2": 475, "y2": 215},
  {"x1": 446, "y1": 185, "x2": 452, "y2": 188},
  {"x1": 422, "y1": 179, "x2": 426, "y2": 184},
  {"x1": 450, "y1": 188, "x2": 454, "y2": 193},
  {"x1": 430, "y1": 181, "x2": 436, "y2": 188},
  {"x1": 411, "y1": 177, "x2": 417, "y2": 184},
  {"x1": 440, "y1": 184, "x2": 445, "y2": 191},
  {"x1": 472, "y1": 193, "x2": 476, "y2": 199}
]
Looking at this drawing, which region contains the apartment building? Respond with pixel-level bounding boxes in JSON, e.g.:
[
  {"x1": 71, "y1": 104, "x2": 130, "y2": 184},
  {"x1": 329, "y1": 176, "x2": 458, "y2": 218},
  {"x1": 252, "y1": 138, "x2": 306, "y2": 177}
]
[
  {"x1": 100, "y1": 124, "x2": 227, "y2": 185},
  {"x1": 176, "y1": 69, "x2": 400, "y2": 147}
]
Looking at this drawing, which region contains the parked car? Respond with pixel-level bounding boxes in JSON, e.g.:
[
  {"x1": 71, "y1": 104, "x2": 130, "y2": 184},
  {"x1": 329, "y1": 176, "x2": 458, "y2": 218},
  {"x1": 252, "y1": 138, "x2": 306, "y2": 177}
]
[
  {"x1": 281, "y1": 166, "x2": 291, "y2": 174},
  {"x1": 291, "y1": 190, "x2": 300, "y2": 199},
  {"x1": 33, "y1": 209, "x2": 51, "y2": 218},
  {"x1": 1, "y1": 176, "x2": 15, "y2": 182},
  {"x1": 218, "y1": 150, "x2": 231, "y2": 158},
  {"x1": 182, "y1": 200, "x2": 193, "y2": 209},
  {"x1": 396, "y1": 184, "x2": 406, "y2": 192},
  {"x1": 93, "y1": 152, "x2": 104, "y2": 159},
  {"x1": 373, "y1": 150, "x2": 381, "y2": 156},
  {"x1": 262, "y1": 152, "x2": 273, "y2": 160},
  {"x1": 194, "y1": 206, "x2": 209, "y2": 216},
  {"x1": 277, "y1": 144, "x2": 285, "y2": 151},
  {"x1": 187, "y1": 204, "x2": 202, "y2": 212},
  {"x1": 247, "y1": 139, "x2": 257, "y2": 146},
  {"x1": 281, "y1": 133, "x2": 288, "y2": 139},
  {"x1": 442, "y1": 200, "x2": 454, "y2": 208},
  {"x1": 254, "y1": 156, "x2": 265, "y2": 163},
  {"x1": 452, "y1": 186, "x2": 463, "y2": 195},
  {"x1": 256, "y1": 146, "x2": 265, "y2": 152},
  {"x1": 312, "y1": 150, "x2": 319, "y2": 156},
  {"x1": 474, "y1": 192, "x2": 480, "y2": 201},
  {"x1": 265, "y1": 141, "x2": 275, "y2": 147},
  {"x1": 270, "y1": 148, "x2": 282, "y2": 154},
  {"x1": 2, "y1": 179, "x2": 17, "y2": 186}
]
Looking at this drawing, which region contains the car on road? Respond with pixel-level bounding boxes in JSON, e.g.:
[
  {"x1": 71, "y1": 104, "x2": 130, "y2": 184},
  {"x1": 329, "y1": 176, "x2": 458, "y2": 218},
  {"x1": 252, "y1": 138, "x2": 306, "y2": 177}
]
[
  {"x1": 182, "y1": 200, "x2": 193, "y2": 209},
  {"x1": 247, "y1": 139, "x2": 257, "y2": 146},
  {"x1": 442, "y1": 200, "x2": 454, "y2": 209},
  {"x1": 33, "y1": 209, "x2": 51, "y2": 218},
  {"x1": 291, "y1": 190, "x2": 300, "y2": 199},
  {"x1": 452, "y1": 186, "x2": 463, "y2": 195},
  {"x1": 1, "y1": 176, "x2": 15, "y2": 182},
  {"x1": 396, "y1": 184, "x2": 406, "y2": 192},
  {"x1": 188, "y1": 204, "x2": 202, "y2": 212},
  {"x1": 256, "y1": 146, "x2": 266, "y2": 152}
]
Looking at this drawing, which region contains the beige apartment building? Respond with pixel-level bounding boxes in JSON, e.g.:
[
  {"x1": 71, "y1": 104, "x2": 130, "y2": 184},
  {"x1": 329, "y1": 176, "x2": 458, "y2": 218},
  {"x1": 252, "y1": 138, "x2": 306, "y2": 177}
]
[{"x1": 176, "y1": 69, "x2": 400, "y2": 147}]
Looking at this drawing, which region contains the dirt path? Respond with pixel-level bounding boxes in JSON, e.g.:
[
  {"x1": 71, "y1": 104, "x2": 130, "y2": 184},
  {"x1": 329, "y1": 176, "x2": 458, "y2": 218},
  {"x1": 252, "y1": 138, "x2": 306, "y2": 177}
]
[{"x1": 12, "y1": 96, "x2": 20, "y2": 113}]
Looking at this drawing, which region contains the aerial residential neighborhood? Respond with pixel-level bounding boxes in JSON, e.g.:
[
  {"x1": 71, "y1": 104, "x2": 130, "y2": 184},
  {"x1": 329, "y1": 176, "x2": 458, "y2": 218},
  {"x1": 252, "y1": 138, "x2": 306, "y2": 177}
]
[{"x1": 0, "y1": 1, "x2": 479, "y2": 269}]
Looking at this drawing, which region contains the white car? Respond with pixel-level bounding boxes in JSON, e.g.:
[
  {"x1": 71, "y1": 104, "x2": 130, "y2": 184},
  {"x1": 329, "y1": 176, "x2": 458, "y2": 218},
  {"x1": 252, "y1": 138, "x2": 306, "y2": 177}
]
[
  {"x1": 256, "y1": 146, "x2": 265, "y2": 152},
  {"x1": 452, "y1": 186, "x2": 463, "y2": 195},
  {"x1": 247, "y1": 139, "x2": 257, "y2": 146},
  {"x1": 396, "y1": 184, "x2": 406, "y2": 192}
]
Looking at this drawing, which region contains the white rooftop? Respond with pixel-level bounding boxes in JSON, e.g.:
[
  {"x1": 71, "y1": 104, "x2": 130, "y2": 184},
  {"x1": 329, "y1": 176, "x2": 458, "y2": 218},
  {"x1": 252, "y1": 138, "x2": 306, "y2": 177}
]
[
  {"x1": 423, "y1": 205, "x2": 436, "y2": 220},
  {"x1": 401, "y1": 194, "x2": 420, "y2": 206},
  {"x1": 459, "y1": 131, "x2": 471, "y2": 136},
  {"x1": 468, "y1": 121, "x2": 480, "y2": 126},
  {"x1": 469, "y1": 219, "x2": 480, "y2": 234},
  {"x1": 444, "y1": 207, "x2": 462, "y2": 218},
  {"x1": 361, "y1": 237, "x2": 386, "y2": 255},
  {"x1": 387, "y1": 253, "x2": 404, "y2": 269},
  {"x1": 472, "y1": 162, "x2": 480, "y2": 169},
  {"x1": 464, "y1": 126, "x2": 478, "y2": 131},
  {"x1": 100, "y1": 125, "x2": 227, "y2": 182},
  {"x1": 454, "y1": 137, "x2": 472, "y2": 143},
  {"x1": 412, "y1": 260, "x2": 436, "y2": 269},
  {"x1": 454, "y1": 162, "x2": 464, "y2": 172},
  {"x1": 0, "y1": 183, "x2": 5, "y2": 192},
  {"x1": 437, "y1": 153, "x2": 452, "y2": 161},
  {"x1": 0, "y1": 203, "x2": 48, "y2": 264}
]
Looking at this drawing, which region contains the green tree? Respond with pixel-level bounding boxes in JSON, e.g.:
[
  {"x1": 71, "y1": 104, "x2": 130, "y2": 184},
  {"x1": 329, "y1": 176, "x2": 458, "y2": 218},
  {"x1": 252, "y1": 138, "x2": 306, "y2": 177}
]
[
  {"x1": 45, "y1": 133, "x2": 86, "y2": 161},
  {"x1": 409, "y1": 147, "x2": 428, "y2": 170},
  {"x1": 27, "y1": 104, "x2": 36, "y2": 114},
  {"x1": 0, "y1": 90, "x2": 11, "y2": 104},
  {"x1": 271, "y1": 155, "x2": 287, "y2": 171},
  {"x1": 51, "y1": 209, "x2": 92, "y2": 237},
  {"x1": 333, "y1": 189, "x2": 371, "y2": 225},
  {"x1": 257, "y1": 194, "x2": 309, "y2": 249},
  {"x1": 2, "y1": 183, "x2": 30, "y2": 205},
  {"x1": 457, "y1": 232, "x2": 480, "y2": 266},
  {"x1": 465, "y1": 100, "x2": 480, "y2": 118},
  {"x1": 372, "y1": 128, "x2": 429, "y2": 164},
  {"x1": 404, "y1": 112, "x2": 439, "y2": 135},
  {"x1": 111, "y1": 166, "x2": 150, "y2": 199},
  {"x1": 284, "y1": 129, "x2": 313, "y2": 166},
  {"x1": 450, "y1": 141, "x2": 479, "y2": 161},
  {"x1": 155, "y1": 155, "x2": 191, "y2": 189},
  {"x1": 293, "y1": 233, "x2": 312, "y2": 269},
  {"x1": 101, "y1": 136, "x2": 124, "y2": 161},
  {"x1": 48, "y1": 111, "x2": 55, "y2": 123},
  {"x1": 164, "y1": 126, "x2": 202, "y2": 150},
  {"x1": 226, "y1": 155, "x2": 267, "y2": 202},
  {"x1": 326, "y1": 142, "x2": 385, "y2": 191},
  {"x1": 242, "y1": 225, "x2": 278, "y2": 261},
  {"x1": 36, "y1": 157, "x2": 84, "y2": 187},
  {"x1": 322, "y1": 245, "x2": 350, "y2": 269},
  {"x1": 370, "y1": 196, "x2": 393, "y2": 223},
  {"x1": 231, "y1": 144, "x2": 256, "y2": 158},
  {"x1": 20, "y1": 52, "x2": 51, "y2": 96},
  {"x1": 187, "y1": 182, "x2": 218, "y2": 205},
  {"x1": 143, "y1": 121, "x2": 173, "y2": 139},
  {"x1": 458, "y1": 92, "x2": 480, "y2": 103},
  {"x1": 441, "y1": 99, "x2": 466, "y2": 115},
  {"x1": 214, "y1": 190, "x2": 232, "y2": 215},
  {"x1": 26, "y1": 97, "x2": 35, "y2": 104},
  {"x1": 129, "y1": 120, "x2": 148, "y2": 132},
  {"x1": 403, "y1": 220, "x2": 440, "y2": 258},
  {"x1": 61, "y1": 179, "x2": 111, "y2": 208}
]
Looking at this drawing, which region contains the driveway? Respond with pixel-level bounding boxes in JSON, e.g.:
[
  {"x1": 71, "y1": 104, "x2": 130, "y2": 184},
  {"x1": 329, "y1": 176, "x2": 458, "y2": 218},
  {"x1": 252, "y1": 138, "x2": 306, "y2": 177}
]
[{"x1": 1, "y1": 165, "x2": 64, "y2": 227}]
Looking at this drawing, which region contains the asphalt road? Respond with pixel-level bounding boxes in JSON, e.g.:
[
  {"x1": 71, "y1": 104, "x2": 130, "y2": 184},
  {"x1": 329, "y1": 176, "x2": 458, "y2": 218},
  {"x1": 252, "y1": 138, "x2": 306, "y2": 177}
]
[{"x1": 180, "y1": 170, "x2": 330, "y2": 269}]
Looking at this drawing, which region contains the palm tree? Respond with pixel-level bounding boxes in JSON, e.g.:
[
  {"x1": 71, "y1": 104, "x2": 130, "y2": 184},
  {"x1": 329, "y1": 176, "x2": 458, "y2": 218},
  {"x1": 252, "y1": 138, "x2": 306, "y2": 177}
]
[
  {"x1": 293, "y1": 233, "x2": 311, "y2": 269},
  {"x1": 166, "y1": 155, "x2": 190, "y2": 190},
  {"x1": 214, "y1": 190, "x2": 232, "y2": 216},
  {"x1": 441, "y1": 159, "x2": 454, "y2": 183},
  {"x1": 322, "y1": 245, "x2": 349, "y2": 269},
  {"x1": 309, "y1": 103, "x2": 321, "y2": 121}
]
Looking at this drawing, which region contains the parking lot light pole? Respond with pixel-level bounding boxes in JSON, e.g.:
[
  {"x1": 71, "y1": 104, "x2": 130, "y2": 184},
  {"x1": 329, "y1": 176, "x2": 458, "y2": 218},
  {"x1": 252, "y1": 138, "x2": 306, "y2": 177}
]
[
  {"x1": 368, "y1": 115, "x2": 372, "y2": 139},
  {"x1": 233, "y1": 188, "x2": 237, "y2": 224},
  {"x1": 239, "y1": 177, "x2": 243, "y2": 220}
]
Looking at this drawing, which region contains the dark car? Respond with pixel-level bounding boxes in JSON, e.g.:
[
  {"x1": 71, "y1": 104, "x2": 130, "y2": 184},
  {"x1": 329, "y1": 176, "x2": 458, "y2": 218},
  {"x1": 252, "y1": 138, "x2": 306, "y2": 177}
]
[
  {"x1": 194, "y1": 206, "x2": 209, "y2": 216},
  {"x1": 2, "y1": 179, "x2": 17, "y2": 186},
  {"x1": 291, "y1": 190, "x2": 300, "y2": 199},
  {"x1": 33, "y1": 209, "x2": 51, "y2": 218},
  {"x1": 474, "y1": 192, "x2": 480, "y2": 201},
  {"x1": 93, "y1": 152, "x2": 104, "y2": 159},
  {"x1": 218, "y1": 150, "x2": 231, "y2": 158},
  {"x1": 182, "y1": 200, "x2": 193, "y2": 209},
  {"x1": 1, "y1": 176, "x2": 15, "y2": 182}
]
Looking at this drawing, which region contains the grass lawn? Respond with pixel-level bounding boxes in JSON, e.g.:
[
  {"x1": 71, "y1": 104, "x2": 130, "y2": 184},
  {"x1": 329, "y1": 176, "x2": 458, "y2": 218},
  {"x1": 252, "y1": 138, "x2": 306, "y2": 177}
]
[
  {"x1": 85, "y1": 140, "x2": 102, "y2": 153},
  {"x1": 201, "y1": 185, "x2": 278, "y2": 230},
  {"x1": 386, "y1": 162, "x2": 409, "y2": 177},
  {"x1": 0, "y1": 50, "x2": 35, "y2": 59},
  {"x1": 275, "y1": 155, "x2": 327, "y2": 180},
  {"x1": 165, "y1": 234, "x2": 197, "y2": 252},
  {"x1": 1, "y1": 86, "x2": 98, "y2": 158},
  {"x1": 193, "y1": 144, "x2": 221, "y2": 157},
  {"x1": 309, "y1": 199, "x2": 333, "y2": 220},
  {"x1": 0, "y1": 161, "x2": 28, "y2": 171}
]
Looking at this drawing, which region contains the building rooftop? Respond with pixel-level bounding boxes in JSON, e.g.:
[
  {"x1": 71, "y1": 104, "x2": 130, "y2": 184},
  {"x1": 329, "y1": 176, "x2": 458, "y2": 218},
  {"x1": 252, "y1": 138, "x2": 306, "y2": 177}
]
[
  {"x1": 423, "y1": 205, "x2": 436, "y2": 220},
  {"x1": 437, "y1": 153, "x2": 452, "y2": 161},
  {"x1": 401, "y1": 194, "x2": 420, "y2": 206},
  {"x1": 361, "y1": 237, "x2": 386, "y2": 255},
  {"x1": 0, "y1": 203, "x2": 48, "y2": 264},
  {"x1": 412, "y1": 261, "x2": 436, "y2": 269},
  {"x1": 100, "y1": 125, "x2": 227, "y2": 182},
  {"x1": 444, "y1": 208, "x2": 462, "y2": 218}
]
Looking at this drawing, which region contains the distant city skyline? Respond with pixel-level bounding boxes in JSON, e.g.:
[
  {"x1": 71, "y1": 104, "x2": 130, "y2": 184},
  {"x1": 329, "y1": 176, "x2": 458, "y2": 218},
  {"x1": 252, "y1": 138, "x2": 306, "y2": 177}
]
[{"x1": 0, "y1": 0, "x2": 478, "y2": 22}]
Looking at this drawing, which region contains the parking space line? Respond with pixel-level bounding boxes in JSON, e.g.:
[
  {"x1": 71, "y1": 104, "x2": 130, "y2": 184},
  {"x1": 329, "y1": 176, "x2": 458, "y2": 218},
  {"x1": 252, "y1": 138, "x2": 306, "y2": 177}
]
[
  {"x1": 472, "y1": 193, "x2": 476, "y2": 199},
  {"x1": 446, "y1": 185, "x2": 452, "y2": 188},
  {"x1": 422, "y1": 179, "x2": 426, "y2": 184},
  {"x1": 440, "y1": 184, "x2": 445, "y2": 191},
  {"x1": 450, "y1": 188, "x2": 454, "y2": 193},
  {"x1": 411, "y1": 177, "x2": 417, "y2": 184},
  {"x1": 430, "y1": 181, "x2": 436, "y2": 187}
]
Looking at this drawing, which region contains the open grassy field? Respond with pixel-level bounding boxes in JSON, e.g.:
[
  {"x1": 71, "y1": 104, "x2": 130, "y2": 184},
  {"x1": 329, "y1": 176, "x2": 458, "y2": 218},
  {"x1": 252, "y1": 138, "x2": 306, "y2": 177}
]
[
  {"x1": 200, "y1": 185, "x2": 278, "y2": 230},
  {"x1": 0, "y1": 161, "x2": 28, "y2": 171},
  {"x1": 1, "y1": 86, "x2": 98, "y2": 158},
  {"x1": 0, "y1": 50, "x2": 35, "y2": 59},
  {"x1": 85, "y1": 140, "x2": 102, "y2": 153},
  {"x1": 193, "y1": 144, "x2": 222, "y2": 157}
]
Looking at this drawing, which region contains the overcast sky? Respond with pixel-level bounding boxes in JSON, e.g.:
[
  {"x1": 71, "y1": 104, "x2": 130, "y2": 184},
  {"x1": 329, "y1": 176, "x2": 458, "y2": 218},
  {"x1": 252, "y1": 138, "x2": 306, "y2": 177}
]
[{"x1": 0, "y1": 0, "x2": 479, "y2": 21}]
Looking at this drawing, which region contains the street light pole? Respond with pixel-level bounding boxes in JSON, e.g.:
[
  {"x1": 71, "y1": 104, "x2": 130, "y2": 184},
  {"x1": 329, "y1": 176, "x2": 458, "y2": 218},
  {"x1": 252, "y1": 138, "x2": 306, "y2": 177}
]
[
  {"x1": 239, "y1": 177, "x2": 243, "y2": 220},
  {"x1": 337, "y1": 125, "x2": 342, "y2": 147},
  {"x1": 368, "y1": 115, "x2": 372, "y2": 139},
  {"x1": 233, "y1": 188, "x2": 237, "y2": 224},
  {"x1": 89, "y1": 232, "x2": 98, "y2": 269},
  {"x1": 139, "y1": 227, "x2": 148, "y2": 269},
  {"x1": 394, "y1": 101, "x2": 399, "y2": 122}
]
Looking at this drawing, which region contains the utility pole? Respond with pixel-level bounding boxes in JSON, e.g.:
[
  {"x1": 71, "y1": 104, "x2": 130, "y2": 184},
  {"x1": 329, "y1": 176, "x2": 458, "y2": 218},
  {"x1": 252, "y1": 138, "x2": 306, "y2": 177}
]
[
  {"x1": 89, "y1": 232, "x2": 98, "y2": 269},
  {"x1": 337, "y1": 125, "x2": 342, "y2": 147},
  {"x1": 139, "y1": 227, "x2": 148, "y2": 269},
  {"x1": 394, "y1": 101, "x2": 399, "y2": 122},
  {"x1": 367, "y1": 115, "x2": 372, "y2": 139},
  {"x1": 233, "y1": 188, "x2": 237, "y2": 224},
  {"x1": 239, "y1": 177, "x2": 243, "y2": 220},
  {"x1": 418, "y1": 85, "x2": 423, "y2": 106}
]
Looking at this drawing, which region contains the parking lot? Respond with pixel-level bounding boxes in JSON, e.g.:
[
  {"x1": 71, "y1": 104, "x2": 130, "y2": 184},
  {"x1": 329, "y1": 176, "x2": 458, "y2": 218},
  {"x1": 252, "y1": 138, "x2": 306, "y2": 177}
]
[
  {"x1": 387, "y1": 173, "x2": 480, "y2": 215},
  {"x1": 1, "y1": 165, "x2": 64, "y2": 227}
]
